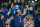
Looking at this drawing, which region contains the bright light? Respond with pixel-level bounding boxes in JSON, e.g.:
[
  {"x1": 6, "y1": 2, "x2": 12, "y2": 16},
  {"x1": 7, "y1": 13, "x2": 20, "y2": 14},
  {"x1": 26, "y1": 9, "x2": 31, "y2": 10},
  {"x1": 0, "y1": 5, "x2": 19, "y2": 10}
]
[
  {"x1": 35, "y1": 0, "x2": 37, "y2": 1},
  {"x1": 32, "y1": 1, "x2": 34, "y2": 3}
]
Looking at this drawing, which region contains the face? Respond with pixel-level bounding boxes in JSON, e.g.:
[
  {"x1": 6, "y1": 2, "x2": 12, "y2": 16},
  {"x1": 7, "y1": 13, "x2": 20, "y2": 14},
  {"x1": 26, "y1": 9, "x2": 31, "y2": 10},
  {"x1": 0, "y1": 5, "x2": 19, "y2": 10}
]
[
  {"x1": 35, "y1": 10, "x2": 38, "y2": 14},
  {"x1": 1, "y1": 15, "x2": 4, "y2": 19},
  {"x1": 18, "y1": 11, "x2": 21, "y2": 15}
]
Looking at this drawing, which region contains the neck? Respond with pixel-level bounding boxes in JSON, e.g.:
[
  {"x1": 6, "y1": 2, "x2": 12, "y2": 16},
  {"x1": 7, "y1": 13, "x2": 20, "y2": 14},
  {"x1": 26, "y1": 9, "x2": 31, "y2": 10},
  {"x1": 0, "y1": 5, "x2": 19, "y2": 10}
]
[
  {"x1": 35, "y1": 12, "x2": 38, "y2": 14},
  {"x1": 18, "y1": 14, "x2": 21, "y2": 16}
]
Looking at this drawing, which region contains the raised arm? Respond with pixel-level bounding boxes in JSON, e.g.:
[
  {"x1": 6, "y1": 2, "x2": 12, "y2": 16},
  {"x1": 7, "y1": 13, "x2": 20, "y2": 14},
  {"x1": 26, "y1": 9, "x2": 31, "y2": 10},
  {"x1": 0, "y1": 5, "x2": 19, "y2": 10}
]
[
  {"x1": 33, "y1": 7, "x2": 35, "y2": 16},
  {"x1": 22, "y1": 10, "x2": 28, "y2": 19},
  {"x1": 33, "y1": 2, "x2": 35, "y2": 18},
  {"x1": 22, "y1": 5, "x2": 29, "y2": 19},
  {"x1": 9, "y1": 8, "x2": 16, "y2": 17}
]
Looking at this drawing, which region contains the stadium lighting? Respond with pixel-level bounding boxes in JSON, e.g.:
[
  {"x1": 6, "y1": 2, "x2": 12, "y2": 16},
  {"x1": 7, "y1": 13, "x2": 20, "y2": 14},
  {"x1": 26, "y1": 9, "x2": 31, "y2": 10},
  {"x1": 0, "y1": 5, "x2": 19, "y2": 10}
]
[{"x1": 35, "y1": 0, "x2": 37, "y2": 1}]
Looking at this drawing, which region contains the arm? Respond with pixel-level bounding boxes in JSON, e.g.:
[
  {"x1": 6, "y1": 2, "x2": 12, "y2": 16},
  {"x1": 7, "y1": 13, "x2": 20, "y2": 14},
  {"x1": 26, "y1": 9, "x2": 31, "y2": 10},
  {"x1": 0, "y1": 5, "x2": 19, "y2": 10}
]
[
  {"x1": 9, "y1": 8, "x2": 16, "y2": 17},
  {"x1": 33, "y1": 2, "x2": 35, "y2": 18},
  {"x1": 33, "y1": 7, "x2": 35, "y2": 16},
  {"x1": 22, "y1": 5, "x2": 29, "y2": 19},
  {"x1": 22, "y1": 9, "x2": 28, "y2": 19},
  {"x1": 9, "y1": 8, "x2": 11, "y2": 12}
]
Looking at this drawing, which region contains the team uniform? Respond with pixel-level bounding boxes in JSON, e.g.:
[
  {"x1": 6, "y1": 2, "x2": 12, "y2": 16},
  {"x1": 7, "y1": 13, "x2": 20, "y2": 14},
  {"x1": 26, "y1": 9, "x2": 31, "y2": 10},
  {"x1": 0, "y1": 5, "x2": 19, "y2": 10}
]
[
  {"x1": 9, "y1": 10, "x2": 28, "y2": 27},
  {"x1": 9, "y1": 7, "x2": 16, "y2": 16},
  {"x1": 0, "y1": 18, "x2": 4, "y2": 27},
  {"x1": 33, "y1": 7, "x2": 40, "y2": 27},
  {"x1": 1, "y1": 8, "x2": 8, "y2": 17}
]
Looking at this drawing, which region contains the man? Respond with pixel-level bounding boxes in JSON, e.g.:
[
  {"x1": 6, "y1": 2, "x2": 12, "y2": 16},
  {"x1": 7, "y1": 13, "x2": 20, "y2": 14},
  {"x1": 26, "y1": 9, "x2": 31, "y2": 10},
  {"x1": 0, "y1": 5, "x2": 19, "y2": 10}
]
[
  {"x1": 10, "y1": 5, "x2": 29, "y2": 27},
  {"x1": 9, "y1": 2, "x2": 16, "y2": 16},
  {"x1": 0, "y1": 9, "x2": 4, "y2": 27},
  {"x1": 33, "y1": 2, "x2": 40, "y2": 27},
  {"x1": 0, "y1": 15, "x2": 4, "y2": 27}
]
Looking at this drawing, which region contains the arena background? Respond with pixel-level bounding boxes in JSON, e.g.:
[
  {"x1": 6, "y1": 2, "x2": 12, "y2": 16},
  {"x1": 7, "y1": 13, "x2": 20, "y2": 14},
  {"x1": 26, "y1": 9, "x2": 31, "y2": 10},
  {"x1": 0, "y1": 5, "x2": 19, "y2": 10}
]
[{"x1": 0, "y1": 0, "x2": 40, "y2": 27}]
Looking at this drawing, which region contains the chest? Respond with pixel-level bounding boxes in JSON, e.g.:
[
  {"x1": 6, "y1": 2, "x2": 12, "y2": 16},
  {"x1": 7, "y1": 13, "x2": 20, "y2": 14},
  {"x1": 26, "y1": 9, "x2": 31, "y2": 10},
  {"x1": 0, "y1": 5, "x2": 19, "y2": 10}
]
[{"x1": 14, "y1": 16, "x2": 23, "y2": 23}]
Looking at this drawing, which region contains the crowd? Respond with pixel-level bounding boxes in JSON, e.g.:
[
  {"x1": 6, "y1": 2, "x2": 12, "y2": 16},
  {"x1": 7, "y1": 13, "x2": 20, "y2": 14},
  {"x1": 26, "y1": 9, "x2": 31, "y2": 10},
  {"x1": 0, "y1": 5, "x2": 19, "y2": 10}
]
[{"x1": 0, "y1": 1, "x2": 40, "y2": 27}]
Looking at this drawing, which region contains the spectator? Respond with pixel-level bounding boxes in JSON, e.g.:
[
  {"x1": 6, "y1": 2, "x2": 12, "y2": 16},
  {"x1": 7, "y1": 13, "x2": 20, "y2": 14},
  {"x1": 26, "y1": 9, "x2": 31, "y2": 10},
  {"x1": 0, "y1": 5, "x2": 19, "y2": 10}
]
[{"x1": 0, "y1": 15, "x2": 4, "y2": 27}]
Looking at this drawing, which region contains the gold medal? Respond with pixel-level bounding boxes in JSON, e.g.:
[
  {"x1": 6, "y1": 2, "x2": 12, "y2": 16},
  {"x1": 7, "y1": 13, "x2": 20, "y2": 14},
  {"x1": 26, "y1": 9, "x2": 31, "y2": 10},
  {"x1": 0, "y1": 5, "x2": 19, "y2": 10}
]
[
  {"x1": 20, "y1": 19, "x2": 21, "y2": 22},
  {"x1": 19, "y1": 16, "x2": 21, "y2": 22}
]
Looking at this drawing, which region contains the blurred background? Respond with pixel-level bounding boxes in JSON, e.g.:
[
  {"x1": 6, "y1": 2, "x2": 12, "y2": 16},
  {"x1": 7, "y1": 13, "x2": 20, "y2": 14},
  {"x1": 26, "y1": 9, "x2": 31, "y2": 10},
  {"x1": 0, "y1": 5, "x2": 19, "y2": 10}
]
[{"x1": 0, "y1": 0, "x2": 40, "y2": 27}]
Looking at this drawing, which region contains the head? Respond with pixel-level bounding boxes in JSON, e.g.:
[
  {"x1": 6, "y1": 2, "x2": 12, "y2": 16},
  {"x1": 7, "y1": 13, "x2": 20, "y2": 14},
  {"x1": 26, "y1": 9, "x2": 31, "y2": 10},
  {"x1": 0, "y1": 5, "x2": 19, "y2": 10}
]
[
  {"x1": 18, "y1": 11, "x2": 21, "y2": 16},
  {"x1": 35, "y1": 10, "x2": 38, "y2": 14},
  {"x1": 1, "y1": 15, "x2": 4, "y2": 20}
]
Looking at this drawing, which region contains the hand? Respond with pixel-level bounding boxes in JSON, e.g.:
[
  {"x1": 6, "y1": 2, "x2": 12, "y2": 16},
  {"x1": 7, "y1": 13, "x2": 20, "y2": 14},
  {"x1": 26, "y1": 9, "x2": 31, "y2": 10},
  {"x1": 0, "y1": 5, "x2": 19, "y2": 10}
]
[
  {"x1": 11, "y1": 2, "x2": 13, "y2": 8},
  {"x1": 5, "y1": 19, "x2": 10, "y2": 24},
  {"x1": 8, "y1": 12, "x2": 10, "y2": 15},
  {"x1": 33, "y1": 2, "x2": 34, "y2": 6},
  {"x1": 25, "y1": 5, "x2": 29, "y2": 9}
]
